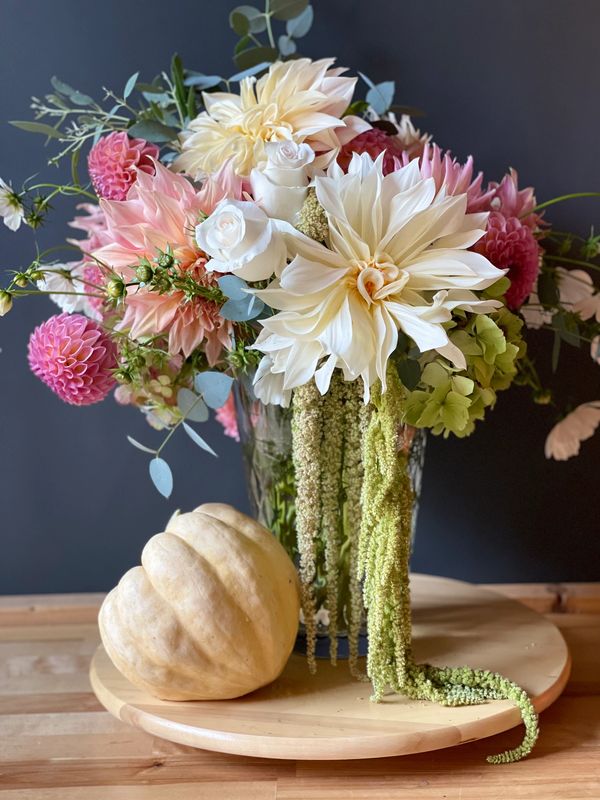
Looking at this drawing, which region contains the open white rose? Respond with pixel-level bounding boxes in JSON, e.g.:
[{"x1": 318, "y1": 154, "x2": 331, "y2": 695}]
[
  {"x1": 250, "y1": 141, "x2": 315, "y2": 224},
  {"x1": 196, "y1": 199, "x2": 287, "y2": 281}
]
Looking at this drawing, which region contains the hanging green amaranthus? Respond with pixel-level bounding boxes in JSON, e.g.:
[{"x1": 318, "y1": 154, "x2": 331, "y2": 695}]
[{"x1": 357, "y1": 362, "x2": 539, "y2": 764}]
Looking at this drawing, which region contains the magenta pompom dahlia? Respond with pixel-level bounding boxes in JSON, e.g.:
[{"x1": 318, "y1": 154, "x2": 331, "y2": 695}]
[
  {"x1": 474, "y1": 212, "x2": 541, "y2": 309},
  {"x1": 28, "y1": 313, "x2": 117, "y2": 405},
  {"x1": 87, "y1": 132, "x2": 159, "y2": 201}
]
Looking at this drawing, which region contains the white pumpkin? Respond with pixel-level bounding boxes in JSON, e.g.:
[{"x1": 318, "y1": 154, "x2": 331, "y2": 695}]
[{"x1": 98, "y1": 503, "x2": 300, "y2": 701}]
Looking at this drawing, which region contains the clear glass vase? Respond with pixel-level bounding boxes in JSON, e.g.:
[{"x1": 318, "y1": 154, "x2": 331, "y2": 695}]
[{"x1": 234, "y1": 371, "x2": 426, "y2": 658}]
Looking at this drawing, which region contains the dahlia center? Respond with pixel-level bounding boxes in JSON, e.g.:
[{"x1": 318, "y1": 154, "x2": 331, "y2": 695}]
[
  {"x1": 353, "y1": 257, "x2": 409, "y2": 305},
  {"x1": 238, "y1": 103, "x2": 293, "y2": 143}
]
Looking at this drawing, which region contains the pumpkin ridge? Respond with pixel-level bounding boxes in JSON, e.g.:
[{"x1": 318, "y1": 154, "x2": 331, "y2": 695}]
[{"x1": 148, "y1": 531, "x2": 273, "y2": 685}]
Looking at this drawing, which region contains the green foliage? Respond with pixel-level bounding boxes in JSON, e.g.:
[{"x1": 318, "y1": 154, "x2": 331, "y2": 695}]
[{"x1": 229, "y1": 1, "x2": 313, "y2": 71}]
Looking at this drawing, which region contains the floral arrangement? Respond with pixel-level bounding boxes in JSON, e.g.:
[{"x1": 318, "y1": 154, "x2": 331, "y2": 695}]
[{"x1": 2, "y1": 0, "x2": 599, "y2": 764}]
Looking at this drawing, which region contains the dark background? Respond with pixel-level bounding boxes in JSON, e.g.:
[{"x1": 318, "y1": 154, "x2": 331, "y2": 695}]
[{"x1": 0, "y1": 0, "x2": 598, "y2": 594}]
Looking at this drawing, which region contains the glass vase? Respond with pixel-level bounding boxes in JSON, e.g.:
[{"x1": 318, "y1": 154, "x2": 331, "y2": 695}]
[{"x1": 234, "y1": 371, "x2": 426, "y2": 658}]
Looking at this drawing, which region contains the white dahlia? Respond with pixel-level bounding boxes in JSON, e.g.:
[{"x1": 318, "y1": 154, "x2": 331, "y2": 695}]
[
  {"x1": 253, "y1": 153, "x2": 506, "y2": 404},
  {"x1": 174, "y1": 58, "x2": 367, "y2": 179}
]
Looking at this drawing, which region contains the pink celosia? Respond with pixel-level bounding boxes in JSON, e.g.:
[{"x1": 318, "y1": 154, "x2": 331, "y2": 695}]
[
  {"x1": 215, "y1": 391, "x2": 239, "y2": 441},
  {"x1": 28, "y1": 313, "x2": 117, "y2": 405},
  {"x1": 88, "y1": 132, "x2": 159, "y2": 201},
  {"x1": 337, "y1": 127, "x2": 405, "y2": 175},
  {"x1": 94, "y1": 162, "x2": 232, "y2": 362},
  {"x1": 473, "y1": 211, "x2": 541, "y2": 309}
]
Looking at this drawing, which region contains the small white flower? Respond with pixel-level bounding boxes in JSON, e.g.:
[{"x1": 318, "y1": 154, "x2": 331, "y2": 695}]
[
  {"x1": 37, "y1": 262, "x2": 90, "y2": 315},
  {"x1": 250, "y1": 141, "x2": 315, "y2": 224},
  {"x1": 544, "y1": 401, "x2": 600, "y2": 460},
  {"x1": 0, "y1": 178, "x2": 25, "y2": 231},
  {"x1": 195, "y1": 199, "x2": 287, "y2": 281}
]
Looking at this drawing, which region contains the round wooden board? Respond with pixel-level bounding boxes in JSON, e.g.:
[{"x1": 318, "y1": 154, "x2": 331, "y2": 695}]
[{"x1": 90, "y1": 573, "x2": 570, "y2": 761}]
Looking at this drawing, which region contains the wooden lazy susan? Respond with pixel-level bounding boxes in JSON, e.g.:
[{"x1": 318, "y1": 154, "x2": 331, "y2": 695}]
[{"x1": 90, "y1": 573, "x2": 570, "y2": 760}]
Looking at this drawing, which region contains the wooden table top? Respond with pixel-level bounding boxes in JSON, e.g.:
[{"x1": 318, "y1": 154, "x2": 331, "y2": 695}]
[{"x1": 0, "y1": 582, "x2": 598, "y2": 799}]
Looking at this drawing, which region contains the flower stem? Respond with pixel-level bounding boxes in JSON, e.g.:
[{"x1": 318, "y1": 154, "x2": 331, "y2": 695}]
[{"x1": 533, "y1": 192, "x2": 600, "y2": 213}]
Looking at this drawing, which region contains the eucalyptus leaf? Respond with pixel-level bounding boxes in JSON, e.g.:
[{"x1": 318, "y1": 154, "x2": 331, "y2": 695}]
[
  {"x1": 126, "y1": 435, "x2": 156, "y2": 455},
  {"x1": 278, "y1": 35, "x2": 297, "y2": 56},
  {"x1": 10, "y1": 121, "x2": 62, "y2": 139},
  {"x1": 149, "y1": 457, "x2": 173, "y2": 499},
  {"x1": 123, "y1": 71, "x2": 139, "y2": 100},
  {"x1": 136, "y1": 82, "x2": 167, "y2": 94},
  {"x1": 220, "y1": 295, "x2": 265, "y2": 321},
  {"x1": 183, "y1": 423, "x2": 218, "y2": 457},
  {"x1": 231, "y1": 5, "x2": 267, "y2": 33},
  {"x1": 235, "y1": 35, "x2": 252, "y2": 56},
  {"x1": 177, "y1": 387, "x2": 210, "y2": 422},
  {"x1": 366, "y1": 81, "x2": 395, "y2": 115},
  {"x1": 127, "y1": 120, "x2": 178, "y2": 143},
  {"x1": 229, "y1": 62, "x2": 273, "y2": 82},
  {"x1": 70, "y1": 90, "x2": 94, "y2": 106},
  {"x1": 50, "y1": 76, "x2": 76, "y2": 96},
  {"x1": 230, "y1": 10, "x2": 251, "y2": 36},
  {"x1": 183, "y1": 74, "x2": 223, "y2": 89},
  {"x1": 234, "y1": 47, "x2": 278, "y2": 71},
  {"x1": 194, "y1": 371, "x2": 234, "y2": 409},
  {"x1": 286, "y1": 4, "x2": 313, "y2": 37},
  {"x1": 271, "y1": 0, "x2": 309, "y2": 21},
  {"x1": 218, "y1": 274, "x2": 249, "y2": 301}
]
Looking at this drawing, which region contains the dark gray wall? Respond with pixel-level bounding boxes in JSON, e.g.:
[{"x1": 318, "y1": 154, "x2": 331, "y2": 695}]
[{"x1": 0, "y1": 0, "x2": 598, "y2": 594}]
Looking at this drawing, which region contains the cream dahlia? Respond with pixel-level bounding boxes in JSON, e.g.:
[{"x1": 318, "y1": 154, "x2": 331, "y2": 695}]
[
  {"x1": 174, "y1": 58, "x2": 368, "y2": 178},
  {"x1": 545, "y1": 402, "x2": 600, "y2": 460},
  {"x1": 253, "y1": 153, "x2": 504, "y2": 403}
]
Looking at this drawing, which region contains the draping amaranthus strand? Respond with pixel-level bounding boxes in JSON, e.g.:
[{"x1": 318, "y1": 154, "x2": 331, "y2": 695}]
[
  {"x1": 320, "y1": 372, "x2": 345, "y2": 664},
  {"x1": 358, "y1": 362, "x2": 539, "y2": 763},
  {"x1": 291, "y1": 380, "x2": 324, "y2": 673},
  {"x1": 342, "y1": 378, "x2": 368, "y2": 678}
]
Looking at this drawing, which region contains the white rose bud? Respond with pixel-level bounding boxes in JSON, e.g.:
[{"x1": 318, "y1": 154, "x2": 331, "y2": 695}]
[
  {"x1": 195, "y1": 199, "x2": 287, "y2": 282},
  {"x1": 250, "y1": 141, "x2": 315, "y2": 224}
]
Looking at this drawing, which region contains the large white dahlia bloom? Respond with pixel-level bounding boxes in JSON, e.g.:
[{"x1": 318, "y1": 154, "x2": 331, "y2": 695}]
[
  {"x1": 253, "y1": 153, "x2": 506, "y2": 405},
  {"x1": 174, "y1": 58, "x2": 367, "y2": 178}
]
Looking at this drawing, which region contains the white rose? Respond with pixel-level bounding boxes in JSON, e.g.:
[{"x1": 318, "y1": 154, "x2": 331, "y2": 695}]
[
  {"x1": 250, "y1": 141, "x2": 315, "y2": 224},
  {"x1": 195, "y1": 199, "x2": 287, "y2": 282}
]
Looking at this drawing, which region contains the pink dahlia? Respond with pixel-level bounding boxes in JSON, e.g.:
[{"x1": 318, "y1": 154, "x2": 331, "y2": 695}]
[
  {"x1": 87, "y1": 132, "x2": 159, "y2": 201},
  {"x1": 487, "y1": 169, "x2": 541, "y2": 229},
  {"x1": 337, "y1": 127, "x2": 405, "y2": 175},
  {"x1": 403, "y1": 144, "x2": 496, "y2": 212},
  {"x1": 215, "y1": 391, "x2": 239, "y2": 441},
  {"x1": 473, "y1": 212, "x2": 541, "y2": 309},
  {"x1": 95, "y1": 161, "x2": 233, "y2": 362},
  {"x1": 28, "y1": 313, "x2": 117, "y2": 406}
]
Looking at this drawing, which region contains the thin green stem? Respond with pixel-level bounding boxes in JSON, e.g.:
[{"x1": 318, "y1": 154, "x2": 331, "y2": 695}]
[
  {"x1": 533, "y1": 192, "x2": 600, "y2": 213},
  {"x1": 264, "y1": 1, "x2": 276, "y2": 49},
  {"x1": 544, "y1": 254, "x2": 600, "y2": 273}
]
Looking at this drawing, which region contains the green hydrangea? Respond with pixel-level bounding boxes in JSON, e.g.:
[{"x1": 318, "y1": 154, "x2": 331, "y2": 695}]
[{"x1": 404, "y1": 309, "x2": 525, "y2": 438}]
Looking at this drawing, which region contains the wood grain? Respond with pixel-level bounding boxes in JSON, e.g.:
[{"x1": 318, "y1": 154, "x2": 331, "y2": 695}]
[
  {"x1": 0, "y1": 580, "x2": 598, "y2": 799},
  {"x1": 89, "y1": 575, "x2": 570, "y2": 760}
]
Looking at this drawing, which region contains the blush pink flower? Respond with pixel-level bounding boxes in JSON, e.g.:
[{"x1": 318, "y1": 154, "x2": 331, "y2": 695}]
[
  {"x1": 88, "y1": 132, "x2": 159, "y2": 201},
  {"x1": 473, "y1": 211, "x2": 541, "y2": 309},
  {"x1": 28, "y1": 313, "x2": 117, "y2": 406},
  {"x1": 197, "y1": 159, "x2": 244, "y2": 215},
  {"x1": 94, "y1": 162, "x2": 233, "y2": 361},
  {"x1": 215, "y1": 391, "x2": 239, "y2": 441},
  {"x1": 545, "y1": 402, "x2": 600, "y2": 460}
]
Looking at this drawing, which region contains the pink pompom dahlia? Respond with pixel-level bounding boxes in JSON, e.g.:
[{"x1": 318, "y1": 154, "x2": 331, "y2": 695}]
[
  {"x1": 28, "y1": 313, "x2": 117, "y2": 406},
  {"x1": 474, "y1": 212, "x2": 541, "y2": 309},
  {"x1": 87, "y1": 132, "x2": 159, "y2": 201}
]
